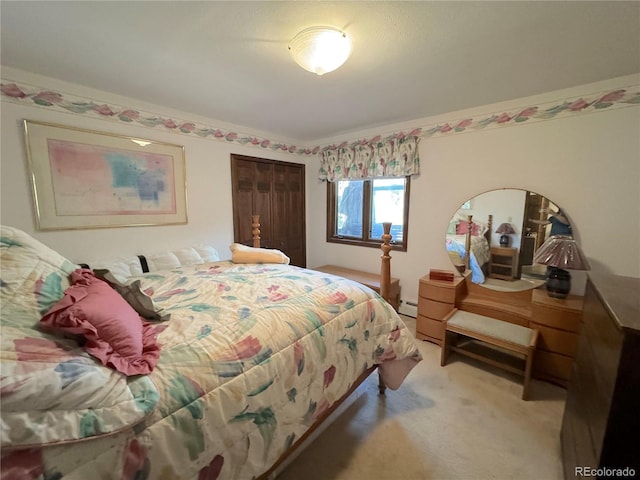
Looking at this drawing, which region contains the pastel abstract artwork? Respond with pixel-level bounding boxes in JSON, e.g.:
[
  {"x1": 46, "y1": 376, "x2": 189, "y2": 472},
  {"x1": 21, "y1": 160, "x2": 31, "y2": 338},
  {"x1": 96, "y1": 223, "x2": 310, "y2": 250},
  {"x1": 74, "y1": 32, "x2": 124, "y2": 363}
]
[
  {"x1": 24, "y1": 120, "x2": 187, "y2": 230},
  {"x1": 47, "y1": 139, "x2": 176, "y2": 215}
]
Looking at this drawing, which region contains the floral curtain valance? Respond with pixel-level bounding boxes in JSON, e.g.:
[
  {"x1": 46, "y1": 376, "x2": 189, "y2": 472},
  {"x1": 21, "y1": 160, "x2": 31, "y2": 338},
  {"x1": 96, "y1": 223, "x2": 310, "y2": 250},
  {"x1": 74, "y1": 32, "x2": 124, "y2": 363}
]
[{"x1": 318, "y1": 134, "x2": 420, "y2": 181}]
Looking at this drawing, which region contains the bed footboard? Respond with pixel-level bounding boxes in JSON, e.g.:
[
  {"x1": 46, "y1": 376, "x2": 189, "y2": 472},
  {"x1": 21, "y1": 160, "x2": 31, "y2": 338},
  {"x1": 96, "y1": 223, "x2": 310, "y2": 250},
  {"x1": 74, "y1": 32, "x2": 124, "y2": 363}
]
[{"x1": 258, "y1": 366, "x2": 380, "y2": 480}]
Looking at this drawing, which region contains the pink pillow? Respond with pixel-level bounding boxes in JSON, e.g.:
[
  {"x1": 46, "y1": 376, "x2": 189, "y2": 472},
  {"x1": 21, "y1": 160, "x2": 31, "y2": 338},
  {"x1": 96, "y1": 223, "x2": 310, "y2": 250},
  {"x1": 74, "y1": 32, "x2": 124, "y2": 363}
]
[
  {"x1": 455, "y1": 221, "x2": 481, "y2": 236},
  {"x1": 40, "y1": 269, "x2": 161, "y2": 375}
]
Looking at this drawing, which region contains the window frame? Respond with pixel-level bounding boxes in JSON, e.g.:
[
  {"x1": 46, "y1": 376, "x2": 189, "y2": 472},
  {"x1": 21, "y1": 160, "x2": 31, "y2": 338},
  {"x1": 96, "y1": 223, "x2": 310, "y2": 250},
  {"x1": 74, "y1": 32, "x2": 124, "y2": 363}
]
[{"x1": 326, "y1": 176, "x2": 410, "y2": 251}]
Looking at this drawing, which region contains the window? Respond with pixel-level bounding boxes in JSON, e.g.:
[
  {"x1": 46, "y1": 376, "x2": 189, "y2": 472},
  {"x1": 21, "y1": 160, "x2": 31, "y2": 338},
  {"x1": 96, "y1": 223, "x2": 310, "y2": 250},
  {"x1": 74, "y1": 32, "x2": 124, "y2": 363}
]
[{"x1": 327, "y1": 177, "x2": 410, "y2": 251}]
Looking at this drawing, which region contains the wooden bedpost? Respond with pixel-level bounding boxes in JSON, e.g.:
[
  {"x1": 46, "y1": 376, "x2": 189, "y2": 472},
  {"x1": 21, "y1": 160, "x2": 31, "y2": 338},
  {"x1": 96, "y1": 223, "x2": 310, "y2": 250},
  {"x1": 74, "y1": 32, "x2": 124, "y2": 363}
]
[
  {"x1": 252, "y1": 214, "x2": 261, "y2": 248},
  {"x1": 465, "y1": 215, "x2": 473, "y2": 271},
  {"x1": 380, "y1": 222, "x2": 392, "y2": 304},
  {"x1": 486, "y1": 214, "x2": 493, "y2": 246}
]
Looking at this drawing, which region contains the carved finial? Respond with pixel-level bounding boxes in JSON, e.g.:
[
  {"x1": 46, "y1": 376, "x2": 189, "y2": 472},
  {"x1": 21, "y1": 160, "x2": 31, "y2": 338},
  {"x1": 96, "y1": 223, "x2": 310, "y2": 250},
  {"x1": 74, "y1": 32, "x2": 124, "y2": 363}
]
[
  {"x1": 252, "y1": 214, "x2": 261, "y2": 248},
  {"x1": 380, "y1": 222, "x2": 392, "y2": 303}
]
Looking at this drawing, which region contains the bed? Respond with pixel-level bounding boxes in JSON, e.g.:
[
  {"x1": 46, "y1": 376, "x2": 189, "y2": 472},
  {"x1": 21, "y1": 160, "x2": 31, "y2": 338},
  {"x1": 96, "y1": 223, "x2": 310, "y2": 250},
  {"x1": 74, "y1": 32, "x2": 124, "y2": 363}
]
[
  {"x1": 445, "y1": 215, "x2": 492, "y2": 283},
  {"x1": 0, "y1": 222, "x2": 422, "y2": 479}
]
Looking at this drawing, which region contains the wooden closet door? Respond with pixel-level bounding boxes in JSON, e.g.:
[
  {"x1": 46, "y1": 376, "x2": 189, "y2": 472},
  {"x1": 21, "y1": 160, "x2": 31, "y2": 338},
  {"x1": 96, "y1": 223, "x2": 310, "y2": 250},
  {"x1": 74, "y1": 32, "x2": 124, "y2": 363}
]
[
  {"x1": 231, "y1": 155, "x2": 306, "y2": 267},
  {"x1": 231, "y1": 157, "x2": 272, "y2": 247},
  {"x1": 272, "y1": 163, "x2": 305, "y2": 267}
]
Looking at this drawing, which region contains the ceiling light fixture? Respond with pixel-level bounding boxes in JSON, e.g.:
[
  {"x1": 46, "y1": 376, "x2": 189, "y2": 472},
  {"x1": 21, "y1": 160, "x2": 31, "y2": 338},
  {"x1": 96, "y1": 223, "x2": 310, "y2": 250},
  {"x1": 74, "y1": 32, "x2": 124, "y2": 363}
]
[{"x1": 288, "y1": 26, "x2": 352, "y2": 76}]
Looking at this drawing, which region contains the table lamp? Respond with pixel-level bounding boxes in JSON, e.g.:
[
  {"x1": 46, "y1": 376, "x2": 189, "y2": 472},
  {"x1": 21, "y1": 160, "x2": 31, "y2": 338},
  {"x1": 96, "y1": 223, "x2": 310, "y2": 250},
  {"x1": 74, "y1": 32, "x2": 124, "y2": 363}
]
[
  {"x1": 532, "y1": 235, "x2": 590, "y2": 298},
  {"x1": 495, "y1": 222, "x2": 516, "y2": 247}
]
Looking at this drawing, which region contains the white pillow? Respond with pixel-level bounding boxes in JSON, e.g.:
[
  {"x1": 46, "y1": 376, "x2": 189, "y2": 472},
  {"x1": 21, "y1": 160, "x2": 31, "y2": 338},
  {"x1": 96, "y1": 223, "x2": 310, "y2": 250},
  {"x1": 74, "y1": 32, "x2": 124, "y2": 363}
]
[
  {"x1": 88, "y1": 256, "x2": 142, "y2": 282},
  {"x1": 127, "y1": 258, "x2": 144, "y2": 276},
  {"x1": 173, "y1": 247, "x2": 204, "y2": 266},
  {"x1": 194, "y1": 245, "x2": 220, "y2": 262},
  {"x1": 146, "y1": 251, "x2": 181, "y2": 272}
]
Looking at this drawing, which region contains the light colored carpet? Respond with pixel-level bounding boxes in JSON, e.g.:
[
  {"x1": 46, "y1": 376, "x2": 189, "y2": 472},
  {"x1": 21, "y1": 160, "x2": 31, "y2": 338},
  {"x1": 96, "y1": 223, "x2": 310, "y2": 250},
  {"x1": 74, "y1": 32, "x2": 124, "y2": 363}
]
[{"x1": 277, "y1": 316, "x2": 566, "y2": 480}]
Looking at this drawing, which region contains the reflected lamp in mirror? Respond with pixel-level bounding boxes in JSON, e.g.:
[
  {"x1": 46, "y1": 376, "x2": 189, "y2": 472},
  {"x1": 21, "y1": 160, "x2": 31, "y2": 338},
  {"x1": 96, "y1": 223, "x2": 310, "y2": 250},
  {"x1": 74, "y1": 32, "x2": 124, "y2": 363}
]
[
  {"x1": 495, "y1": 222, "x2": 516, "y2": 247},
  {"x1": 532, "y1": 235, "x2": 590, "y2": 299}
]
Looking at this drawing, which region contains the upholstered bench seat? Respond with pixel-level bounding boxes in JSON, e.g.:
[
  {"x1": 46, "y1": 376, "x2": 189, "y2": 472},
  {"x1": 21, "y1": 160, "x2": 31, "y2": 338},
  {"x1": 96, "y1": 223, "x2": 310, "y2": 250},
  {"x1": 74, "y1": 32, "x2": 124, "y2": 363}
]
[{"x1": 441, "y1": 309, "x2": 539, "y2": 400}]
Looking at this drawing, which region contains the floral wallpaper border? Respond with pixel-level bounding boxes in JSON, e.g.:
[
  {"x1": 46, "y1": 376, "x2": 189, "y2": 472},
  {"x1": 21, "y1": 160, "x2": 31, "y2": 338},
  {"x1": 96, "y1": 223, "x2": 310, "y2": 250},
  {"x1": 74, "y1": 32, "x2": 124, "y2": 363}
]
[
  {"x1": 2, "y1": 78, "x2": 639, "y2": 156},
  {"x1": 0, "y1": 79, "x2": 317, "y2": 155},
  {"x1": 321, "y1": 85, "x2": 639, "y2": 153}
]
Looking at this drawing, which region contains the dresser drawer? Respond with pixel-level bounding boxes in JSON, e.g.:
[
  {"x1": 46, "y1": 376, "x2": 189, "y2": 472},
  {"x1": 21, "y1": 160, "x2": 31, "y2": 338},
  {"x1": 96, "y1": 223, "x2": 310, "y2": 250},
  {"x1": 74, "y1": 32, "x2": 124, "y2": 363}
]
[
  {"x1": 416, "y1": 314, "x2": 444, "y2": 341},
  {"x1": 419, "y1": 281, "x2": 457, "y2": 303},
  {"x1": 418, "y1": 296, "x2": 455, "y2": 320},
  {"x1": 570, "y1": 341, "x2": 611, "y2": 459},
  {"x1": 531, "y1": 289, "x2": 583, "y2": 333},
  {"x1": 562, "y1": 367, "x2": 598, "y2": 476},
  {"x1": 583, "y1": 301, "x2": 623, "y2": 398},
  {"x1": 533, "y1": 350, "x2": 574, "y2": 381},
  {"x1": 530, "y1": 322, "x2": 580, "y2": 357},
  {"x1": 532, "y1": 303, "x2": 582, "y2": 332}
]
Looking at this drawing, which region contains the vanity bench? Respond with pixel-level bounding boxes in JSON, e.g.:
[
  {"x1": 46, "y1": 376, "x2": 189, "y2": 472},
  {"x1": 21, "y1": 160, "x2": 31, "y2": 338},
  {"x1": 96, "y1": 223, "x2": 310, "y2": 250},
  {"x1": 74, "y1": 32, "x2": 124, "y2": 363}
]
[{"x1": 441, "y1": 308, "x2": 539, "y2": 400}]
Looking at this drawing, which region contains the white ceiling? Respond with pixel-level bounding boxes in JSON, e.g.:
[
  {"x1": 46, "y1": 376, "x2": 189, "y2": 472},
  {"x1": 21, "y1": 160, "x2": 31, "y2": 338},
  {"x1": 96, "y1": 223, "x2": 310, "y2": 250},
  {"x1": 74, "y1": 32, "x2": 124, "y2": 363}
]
[{"x1": 2, "y1": 1, "x2": 639, "y2": 144}]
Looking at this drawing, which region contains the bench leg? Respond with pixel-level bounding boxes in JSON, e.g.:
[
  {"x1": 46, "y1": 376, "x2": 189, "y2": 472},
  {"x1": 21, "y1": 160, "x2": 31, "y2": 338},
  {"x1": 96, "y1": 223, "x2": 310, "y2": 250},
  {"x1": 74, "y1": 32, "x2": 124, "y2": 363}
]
[
  {"x1": 522, "y1": 348, "x2": 535, "y2": 401},
  {"x1": 441, "y1": 331, "x2": 450, "y2": 366}
]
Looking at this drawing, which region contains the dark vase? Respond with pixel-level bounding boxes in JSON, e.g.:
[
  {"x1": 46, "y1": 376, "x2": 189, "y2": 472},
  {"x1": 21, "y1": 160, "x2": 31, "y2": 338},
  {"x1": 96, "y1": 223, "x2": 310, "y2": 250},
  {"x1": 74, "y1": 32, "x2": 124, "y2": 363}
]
[{"x1": 546, "y1": 267, "x2": 571, "y2": 298}]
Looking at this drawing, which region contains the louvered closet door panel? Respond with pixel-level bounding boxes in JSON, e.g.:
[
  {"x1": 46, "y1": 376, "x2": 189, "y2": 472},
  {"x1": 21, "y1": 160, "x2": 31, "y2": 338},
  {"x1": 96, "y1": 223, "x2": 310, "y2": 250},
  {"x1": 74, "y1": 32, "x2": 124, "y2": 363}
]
[
  {"x1": 253, "y1": 162, "x2": 273, "y2": 247},
  {"x1": 231, "y1": 155, "x2": 306, "y2": 267},
  {"x1": 272, "y1": 165, "x2": 287, "y2": 251},
  {"x1": 272, "y1": 164, "x2": 306, "y2": 267},
  {"x1": 288, "y1": 166, "x2": 305, "y2": 267},
  {"x1": 232, "y1": 159, "x2": 259, "y2": 245}
]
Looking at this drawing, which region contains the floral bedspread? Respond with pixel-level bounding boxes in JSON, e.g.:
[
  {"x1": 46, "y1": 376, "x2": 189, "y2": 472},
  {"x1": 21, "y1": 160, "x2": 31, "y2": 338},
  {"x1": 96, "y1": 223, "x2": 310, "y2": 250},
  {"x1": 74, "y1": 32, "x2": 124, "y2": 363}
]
[
  {"x1": 446, "y1": 234, "x2": 490, "y2": 283},
  {"x1": 2, "y1": 256, "x2": 422, "y2": 479}
]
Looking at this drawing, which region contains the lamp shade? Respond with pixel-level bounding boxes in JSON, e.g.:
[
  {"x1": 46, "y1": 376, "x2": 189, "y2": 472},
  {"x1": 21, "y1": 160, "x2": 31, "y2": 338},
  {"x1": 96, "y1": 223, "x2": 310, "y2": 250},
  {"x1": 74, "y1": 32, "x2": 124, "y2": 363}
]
[
  {"x1": 532, "y1": 235, "x2": 591, "y2": 271},
  {"x1": 288, "y1": 27, "x2": 352, "y2": 75},
  {"x1": 533, "y1": 235, "x2": 590, "y2": 298},
  {"x1": 495, "y1": 223, "x2": 516, "y2": 235}
]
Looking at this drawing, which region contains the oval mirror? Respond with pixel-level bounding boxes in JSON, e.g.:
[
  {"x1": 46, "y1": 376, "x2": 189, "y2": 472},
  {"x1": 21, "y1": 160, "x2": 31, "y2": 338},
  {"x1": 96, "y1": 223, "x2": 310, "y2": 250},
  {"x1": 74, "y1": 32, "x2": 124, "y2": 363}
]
[{"x1": 445, "y1": 189, "x2": 571, "y2": 291}]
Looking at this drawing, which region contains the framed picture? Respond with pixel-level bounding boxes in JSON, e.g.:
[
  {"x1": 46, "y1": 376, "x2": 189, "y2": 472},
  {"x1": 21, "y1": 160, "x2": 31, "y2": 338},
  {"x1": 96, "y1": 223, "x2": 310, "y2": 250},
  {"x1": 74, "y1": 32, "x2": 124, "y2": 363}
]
[{"x1": 23, "y1": 120, "x2": 187, "y2": 230}]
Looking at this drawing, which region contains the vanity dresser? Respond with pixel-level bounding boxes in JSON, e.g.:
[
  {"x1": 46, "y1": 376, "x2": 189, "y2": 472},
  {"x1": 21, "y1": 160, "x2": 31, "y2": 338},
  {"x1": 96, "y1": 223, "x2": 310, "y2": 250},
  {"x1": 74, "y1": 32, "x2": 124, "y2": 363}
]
[
  {"x1": 561, "y1": 273, "x2": 640, "y2": 478},
  {"x1": 416, "y1": 274, "x2": 466, "y2": 345}
]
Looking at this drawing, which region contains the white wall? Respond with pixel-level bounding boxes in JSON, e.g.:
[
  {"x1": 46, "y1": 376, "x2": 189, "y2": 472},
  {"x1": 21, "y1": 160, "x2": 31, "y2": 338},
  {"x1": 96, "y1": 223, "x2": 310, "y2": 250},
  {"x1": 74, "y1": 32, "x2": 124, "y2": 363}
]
[
  {"x1": 2, "y1": 70, "x2": 639, "y2": 309},
  {"x1": 1, "y1": 68, "x2": 308, "y2": 263},
  {"x1": 307, "y1": 75, "x2": 640, "y2": 307}
]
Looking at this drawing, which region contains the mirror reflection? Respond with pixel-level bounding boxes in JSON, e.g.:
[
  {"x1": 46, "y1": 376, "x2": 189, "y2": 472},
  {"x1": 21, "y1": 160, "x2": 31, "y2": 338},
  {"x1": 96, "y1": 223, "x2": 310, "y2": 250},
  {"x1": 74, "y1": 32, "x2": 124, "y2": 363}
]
[{"x1": 445, "y1": 189, "x2": 569, "y2": 291}]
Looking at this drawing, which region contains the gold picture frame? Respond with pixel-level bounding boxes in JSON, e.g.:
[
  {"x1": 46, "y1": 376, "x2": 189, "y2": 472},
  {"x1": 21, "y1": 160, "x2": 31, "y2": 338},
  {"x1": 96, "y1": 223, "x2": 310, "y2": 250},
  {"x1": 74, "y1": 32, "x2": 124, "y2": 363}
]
[{"x1": 23, "y1": 120, "x2": 187, "y2": 230}]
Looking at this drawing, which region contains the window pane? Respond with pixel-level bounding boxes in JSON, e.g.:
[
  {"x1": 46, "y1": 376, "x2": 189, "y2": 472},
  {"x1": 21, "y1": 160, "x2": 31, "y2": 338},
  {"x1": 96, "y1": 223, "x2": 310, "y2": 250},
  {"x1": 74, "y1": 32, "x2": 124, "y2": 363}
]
[
  {"x1": 371, "y1": 178, "x2": 405, "y2": 241},
  {"x1": 336, "y1": 180, "x2": 364, "y2": 238}
]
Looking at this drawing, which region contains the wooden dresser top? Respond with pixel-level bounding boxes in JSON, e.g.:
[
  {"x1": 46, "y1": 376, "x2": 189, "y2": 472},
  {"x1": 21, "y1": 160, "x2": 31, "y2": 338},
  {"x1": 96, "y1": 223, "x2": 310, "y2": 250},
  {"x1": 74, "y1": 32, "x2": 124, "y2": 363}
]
[{"x1": 588, "y1": 273, "x2": 640, "y2": 332}]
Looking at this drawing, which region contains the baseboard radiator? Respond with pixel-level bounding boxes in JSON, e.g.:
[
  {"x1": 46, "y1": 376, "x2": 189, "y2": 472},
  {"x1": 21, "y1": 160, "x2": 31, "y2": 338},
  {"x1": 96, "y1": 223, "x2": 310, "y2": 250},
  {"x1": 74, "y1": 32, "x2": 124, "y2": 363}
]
[{"x1": 398, "y1": 299, "x2": 418, "y2": 318}]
